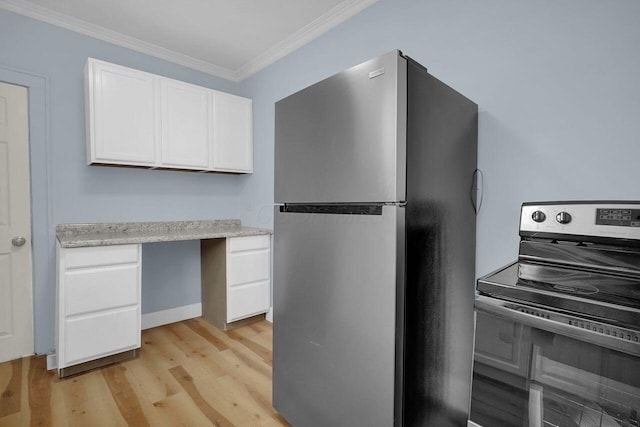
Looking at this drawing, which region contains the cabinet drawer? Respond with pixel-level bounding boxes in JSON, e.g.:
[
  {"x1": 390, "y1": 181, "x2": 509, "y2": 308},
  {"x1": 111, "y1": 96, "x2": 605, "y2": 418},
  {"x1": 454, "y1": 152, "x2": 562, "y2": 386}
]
[
  {"x1": 228, "y1": 250, "x2": 269, "y2": 286},
  {"x1": 64, "y1": 307, "x2": 139, "y2": 366},
  {"x1": 227, "y1": 281, "x2": 270, "y2": 322},
  {"x1": 64, "y1": 264, "x2": 139, "y2": 316},
  {"x1": 228, "y1": 235, "x2": 269, "y2": 253},
  {"x1": 65, "y1": 244, "x2": 139, "y2": 269}
]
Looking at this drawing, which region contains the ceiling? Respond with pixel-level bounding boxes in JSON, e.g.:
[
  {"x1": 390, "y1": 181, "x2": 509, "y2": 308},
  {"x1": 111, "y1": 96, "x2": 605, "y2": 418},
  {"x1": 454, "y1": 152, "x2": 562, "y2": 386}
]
[{"x1": 0, "y1": 0, "x2": 378, "y2": 81}]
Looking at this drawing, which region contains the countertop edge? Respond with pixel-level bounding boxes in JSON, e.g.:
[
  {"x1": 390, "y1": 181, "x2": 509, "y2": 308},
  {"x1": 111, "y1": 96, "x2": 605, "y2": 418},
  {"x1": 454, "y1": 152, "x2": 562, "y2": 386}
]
[{"x1": 55, "y1": 220, "x2": 272, "y2": 248}]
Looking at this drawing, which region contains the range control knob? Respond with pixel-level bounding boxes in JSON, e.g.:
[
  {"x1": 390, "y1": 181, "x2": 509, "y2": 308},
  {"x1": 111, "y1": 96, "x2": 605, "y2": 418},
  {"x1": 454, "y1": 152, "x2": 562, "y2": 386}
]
[
  {"x1": 556, "y1": 211, "x2": 572, "y2": 224},
  {"x1": 531, "y1": 211, "x2": 546, "y2": 223}
]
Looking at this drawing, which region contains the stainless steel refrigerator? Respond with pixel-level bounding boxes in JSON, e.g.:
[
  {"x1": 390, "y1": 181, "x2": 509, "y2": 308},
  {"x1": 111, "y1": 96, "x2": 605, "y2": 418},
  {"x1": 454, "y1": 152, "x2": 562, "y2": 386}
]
[{"x1": 273, "y1": 50, "x2": 478, "y2": 426}]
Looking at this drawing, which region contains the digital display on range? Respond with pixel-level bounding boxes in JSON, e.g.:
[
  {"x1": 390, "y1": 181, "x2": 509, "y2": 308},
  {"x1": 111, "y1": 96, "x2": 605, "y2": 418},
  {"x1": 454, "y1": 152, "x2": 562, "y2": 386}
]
[{"x1": 596, "y1": 208, "x2": 640, "y2": 227}]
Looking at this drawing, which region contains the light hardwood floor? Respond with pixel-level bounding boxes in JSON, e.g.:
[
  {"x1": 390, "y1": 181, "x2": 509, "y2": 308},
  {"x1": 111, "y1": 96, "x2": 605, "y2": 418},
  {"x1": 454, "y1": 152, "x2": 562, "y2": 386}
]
[{"x1": 0, "y1": 318, "x2": 291, "y2": 427}]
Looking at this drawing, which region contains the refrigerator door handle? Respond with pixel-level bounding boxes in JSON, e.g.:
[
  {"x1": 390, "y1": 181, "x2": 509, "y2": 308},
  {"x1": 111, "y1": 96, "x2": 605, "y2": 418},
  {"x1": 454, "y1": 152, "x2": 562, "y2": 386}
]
[
  {"x1": 471, "y1": 169, "x2": 484, "y2": 214},
  {"x1": 280, "y1": 204, "x2": 384, "y2": 215}
]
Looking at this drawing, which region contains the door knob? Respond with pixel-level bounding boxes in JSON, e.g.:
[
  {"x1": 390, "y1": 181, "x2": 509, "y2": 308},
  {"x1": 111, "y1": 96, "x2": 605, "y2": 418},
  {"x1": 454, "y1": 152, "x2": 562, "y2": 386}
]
[{"x1": 12, "y1": 236, "x2": 26, "y2": 247}]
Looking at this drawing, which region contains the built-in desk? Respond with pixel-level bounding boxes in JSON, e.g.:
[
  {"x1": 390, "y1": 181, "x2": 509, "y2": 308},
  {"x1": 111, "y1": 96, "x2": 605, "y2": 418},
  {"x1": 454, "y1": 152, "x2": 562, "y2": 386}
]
[{"x1": 55, "y1": 219, "x2": 271, "y2": 377}]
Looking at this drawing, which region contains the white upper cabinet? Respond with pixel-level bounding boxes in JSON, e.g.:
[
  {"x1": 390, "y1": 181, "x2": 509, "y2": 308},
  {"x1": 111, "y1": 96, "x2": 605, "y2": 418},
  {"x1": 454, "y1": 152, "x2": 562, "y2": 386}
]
[
  {"x1": 85, "y1": 58, "x2": 252, "y2": 173},
  {"x1": 212, "y1": 92, "x2": 253, "y2": 173},
  {"x1": 85, "y1": 59, "x2": 158, "y2": 166},
  {"x1": 160, "y1": 79, "x2": 210, "y2": 170}
]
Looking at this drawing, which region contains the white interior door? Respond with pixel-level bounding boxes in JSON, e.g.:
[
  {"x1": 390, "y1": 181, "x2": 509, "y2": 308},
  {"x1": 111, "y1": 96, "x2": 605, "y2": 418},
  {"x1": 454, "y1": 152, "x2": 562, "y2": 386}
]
[{"x1": 0, "y1": 81, "x2": 34, "y2": 362}]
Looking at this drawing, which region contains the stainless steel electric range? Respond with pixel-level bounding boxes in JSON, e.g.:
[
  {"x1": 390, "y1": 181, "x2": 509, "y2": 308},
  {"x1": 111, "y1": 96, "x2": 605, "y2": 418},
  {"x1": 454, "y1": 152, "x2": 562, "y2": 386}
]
[{"x1": 469, "y1": 201, "x2": 640, "y2": 427}]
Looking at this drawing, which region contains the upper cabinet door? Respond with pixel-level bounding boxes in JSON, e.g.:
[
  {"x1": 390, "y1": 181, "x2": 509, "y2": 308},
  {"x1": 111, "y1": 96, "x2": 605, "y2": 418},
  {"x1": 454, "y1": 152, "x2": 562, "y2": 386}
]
[
  {"x1": 86, "y1": 59, "x2": 158, "y2": 166},
  {"x1": 212, "y1": 92, "x2": 253, "y2": 173},
  {"x1": 160, "y1": 79, "x2": 210, "y2": 170}
]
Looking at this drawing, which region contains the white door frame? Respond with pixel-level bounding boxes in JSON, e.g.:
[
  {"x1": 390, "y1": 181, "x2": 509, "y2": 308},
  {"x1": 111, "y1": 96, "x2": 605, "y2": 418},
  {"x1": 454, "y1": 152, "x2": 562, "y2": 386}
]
[{"x1": 0, "y1": 66, "x2": 53, "y2": 356}]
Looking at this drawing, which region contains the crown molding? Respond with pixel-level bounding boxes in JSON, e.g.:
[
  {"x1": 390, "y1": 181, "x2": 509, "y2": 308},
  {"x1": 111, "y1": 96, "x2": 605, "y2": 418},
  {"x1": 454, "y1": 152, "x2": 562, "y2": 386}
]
[
  {"x1": 0, "y1": 0, "x2": 239, "y2": 81},
  {"x1": 0, "y1": 0, "x2": 378, "y2": 82},
  {"x1": 235, "y1": 0, "x2": 379, "y2": 80}
]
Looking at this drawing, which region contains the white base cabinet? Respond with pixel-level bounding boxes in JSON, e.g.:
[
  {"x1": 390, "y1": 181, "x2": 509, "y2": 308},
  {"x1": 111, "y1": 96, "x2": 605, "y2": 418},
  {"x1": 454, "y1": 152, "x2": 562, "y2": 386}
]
[
  {"x1": 55, "y1": 232, "x2": 270, "y2": 375},
  {"x1": 85, "y1": 58, "x2": 253, "y2": 173},
  {"x1": 56, "y1": 243, "x2": 141, "y2": 377},
  {"x1": 201, "y1": 235, "x2": 270, "y2": 330},
  {"x1": 226, "y1": 235, "x2": 270, "y2": 321}
]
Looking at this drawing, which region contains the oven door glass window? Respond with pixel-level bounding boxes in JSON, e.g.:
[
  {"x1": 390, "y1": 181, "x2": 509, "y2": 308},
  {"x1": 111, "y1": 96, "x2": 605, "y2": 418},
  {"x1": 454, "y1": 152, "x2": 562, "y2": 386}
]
[{"x1": 470, "y1": 309, "x2": 640, "y2": 427}]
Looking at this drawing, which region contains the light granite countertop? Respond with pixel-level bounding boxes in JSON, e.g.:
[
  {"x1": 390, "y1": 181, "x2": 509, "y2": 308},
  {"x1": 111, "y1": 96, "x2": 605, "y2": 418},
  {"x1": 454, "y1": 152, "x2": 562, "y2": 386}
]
[{"x1": 56, "y1": 219, "x2": 272, "y2": 248}]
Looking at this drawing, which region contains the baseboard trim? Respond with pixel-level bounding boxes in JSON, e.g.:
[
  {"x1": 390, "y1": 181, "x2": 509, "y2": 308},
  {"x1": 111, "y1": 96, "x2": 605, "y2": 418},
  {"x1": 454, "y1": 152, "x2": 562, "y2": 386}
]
[
  {"x1": 266, "y1": 306, "x2": 273, "y2": 323},
  {"x1": 46, "y1": 353, "x2": 57, "y2": 370},
  {"x1": 141, "y1": 303, "x2": 202, "y2": 330}
]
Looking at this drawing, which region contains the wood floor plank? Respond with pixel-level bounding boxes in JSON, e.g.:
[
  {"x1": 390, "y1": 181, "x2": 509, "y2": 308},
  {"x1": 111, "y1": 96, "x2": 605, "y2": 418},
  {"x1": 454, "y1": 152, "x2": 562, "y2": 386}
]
[
  {"x1": 169, "y1": 365, "x2": 235, "y2": 427},
  {"x1": 0, "y1": 363, "x2": 10, "y2": 394},
  {"x1": 102, "y1": 364, "x2": 150, "y2": 427},
  {"x1": 199, "y1": 320, "x2": 247, "y2": 348},
  {"x1": 134, "y1": 326, "x2": 205, "y2": 403},
  {"x1": 248, "y1": 322, "x2": 269, "y2": 334},
  {"x1": 184, "y1": 318, "x2": 230, "y2": 351},
  {"x1": 244, "y1": 382, "x2": 291, "y2": 426},
  {"x1": 167, "y1": 322, "x2": 223, "y2": 362},
  {"x1": 228, "y1": 347, "x2": 272, "y2": 381},
  {"x1": 158, "y1": 322, "x2": 229, "y2": 379},
  {"x1": 146, "y1": 325, "x2": 197, "y2": 364},
  {"x1": 0, "y1": 412, "x2": 21, "y2": 427},
  {"x1": 150, "y1": 390, "x2": 215, "y2": 426},
  {"x1": 246, "y1": 330, "x2": 275, "y2": 354},
  {"x1": 0, "y1": 318, "x2": 289, "y2": 427},
  {"x1": 49, "y1": 367, "x2": 68, "y2": 427},
  {"x1": 215, "y1": 349, "x2": 273, "y2": 405},
  {"x1": 0, "y1": 359, "x2": 22, "y2": 418},
  {"x1": 226, "y1": 329, "x2": 272, "y2": 365},
  {"x1": 174, "y1": 324, "x2": 278, "y2": 425},
  {"x1": 59, "y1": 367, "x2": 129, "y2": 426},
  {"x1": 27, "y1": 355, "x2": 53, "y2": 426},
  {"x1": 119, "y1": 351, "x2": 179, "y2": 405},
  {"x1": 211, "y1": 374, "x2": 280, "y2": 426},
  {"x1": 201, "y1": 324, "x2": 274, "y2": 377},
  {"x1": 113, "y1": 359, "x2": 191, "y2": 427}
]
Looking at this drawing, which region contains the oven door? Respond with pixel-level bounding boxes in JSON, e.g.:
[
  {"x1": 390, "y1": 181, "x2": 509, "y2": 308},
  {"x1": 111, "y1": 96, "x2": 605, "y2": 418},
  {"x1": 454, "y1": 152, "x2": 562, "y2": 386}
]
[{"x1": 469, "y1": 296, "x2": 640, "y2": 427}]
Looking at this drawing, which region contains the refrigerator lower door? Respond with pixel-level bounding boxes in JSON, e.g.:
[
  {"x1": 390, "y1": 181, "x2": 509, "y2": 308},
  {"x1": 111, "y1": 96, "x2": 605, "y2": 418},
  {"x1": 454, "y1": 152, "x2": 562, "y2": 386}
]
[{"x1": 273, "y1": 205, "x2": 405, "y2": 427}]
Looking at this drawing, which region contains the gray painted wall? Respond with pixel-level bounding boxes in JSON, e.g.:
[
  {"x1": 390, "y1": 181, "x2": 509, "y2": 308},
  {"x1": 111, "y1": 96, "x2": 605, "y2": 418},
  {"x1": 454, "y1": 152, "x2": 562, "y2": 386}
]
[
  {"x1": 0, "y1": 9, "x2": 272, "y2": 353},
  {"x1": 2, "y1": 0, "x2": 640, "y2": 354},
  {"x1": 241, "y1": 0, "x2": 640, "y2": 276}
]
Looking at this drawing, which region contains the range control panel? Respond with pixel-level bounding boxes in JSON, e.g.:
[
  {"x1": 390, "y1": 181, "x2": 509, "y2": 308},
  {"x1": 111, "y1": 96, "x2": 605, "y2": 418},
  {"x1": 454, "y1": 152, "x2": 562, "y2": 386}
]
[
  {"x1": 520, "y1": 202, "x2": 640, "y2": 240},
  {"x1": 596, "y1": 208, "x2": 640, "y2": 227}
]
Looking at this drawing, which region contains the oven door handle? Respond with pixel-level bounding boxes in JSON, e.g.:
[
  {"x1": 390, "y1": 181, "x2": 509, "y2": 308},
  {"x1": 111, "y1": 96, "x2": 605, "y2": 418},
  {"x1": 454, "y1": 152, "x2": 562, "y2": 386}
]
[{"x1": 475, "y1": 295, "x2": 640, "y2": 356}]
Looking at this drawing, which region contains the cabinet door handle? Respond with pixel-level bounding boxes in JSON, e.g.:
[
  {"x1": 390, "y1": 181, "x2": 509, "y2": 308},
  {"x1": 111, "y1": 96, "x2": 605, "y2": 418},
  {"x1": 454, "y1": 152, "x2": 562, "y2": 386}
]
[{"x1": 12, "y1": 236, "x2": 26, "y2": 247}]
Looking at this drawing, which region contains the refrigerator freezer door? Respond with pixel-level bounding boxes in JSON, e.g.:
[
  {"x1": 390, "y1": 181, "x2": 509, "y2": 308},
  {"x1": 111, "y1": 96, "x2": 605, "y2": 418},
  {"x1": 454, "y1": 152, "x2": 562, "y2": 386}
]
[
  {"x1": 274, "y1": 50, "x2": 407, "y2": 204},
  {"x1": 273, "y1": 205, "x2": 405, "y2": 427}
]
